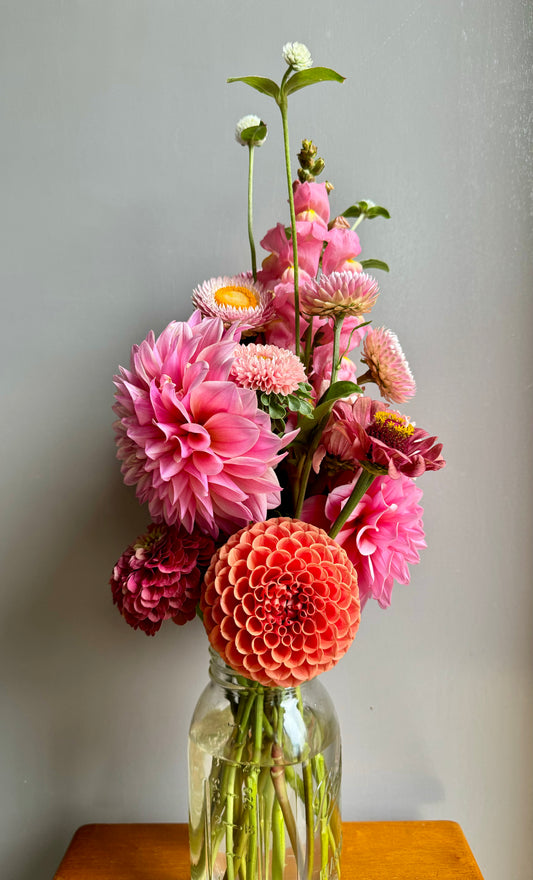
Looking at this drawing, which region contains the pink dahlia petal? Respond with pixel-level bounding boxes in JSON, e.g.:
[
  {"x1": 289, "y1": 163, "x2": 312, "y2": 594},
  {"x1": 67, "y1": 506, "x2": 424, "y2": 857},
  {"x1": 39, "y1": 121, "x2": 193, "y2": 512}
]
[
  {"x1": 113, "y1": 317, "x2": 288, "y2": 537},
  {"x1": 230, "y1": 343, "x2": 307, "y2": 396},
  {"x1": 201, "y1": 517, "x2": 360, "y2": 686},
  {"x1": 361, "y1": 327, "x2": 416, "y2": 403},
  {"x1": 110, "y1": 522, "x2": 215, "y2": 635},
  {"x1": 301, "y1": 475, "x2": 426, "y2": 609}
]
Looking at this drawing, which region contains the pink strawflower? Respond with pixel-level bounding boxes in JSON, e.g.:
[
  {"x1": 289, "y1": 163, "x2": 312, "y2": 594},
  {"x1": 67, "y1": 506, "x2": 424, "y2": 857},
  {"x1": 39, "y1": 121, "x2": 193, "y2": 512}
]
[
  {"x1": 360, "y1": 327, "x2": 416, "y2": 403},
  {"x1": 231, "y1": 343, "x2": 307, "y2": 395},
  {"x1": 314, "y1": 397, "x2": 445, "y2": 479},
  {"x1": 293, "y1": 180, "x2": 330, "y2": 227},
  {"x1": 192, "y1": 273, "x2": 274, "y2": 335},
  {"x1": 113, "y1": 314, "x2": 289, "y2": 537},
  {"x1": 301, "y1": 475, "x2": 426, "y2": 608},
  {"x1": 300, "y1": 271, "x2": 379, "y2": 319},
  {"x1": 110, "y1": 522, "x2": 215, "y2": 635},
  {"x1": 201, "y1": 517, "x2": 360, "y2": 687},
  {"x1": 322, "y1": 227, "x2": 362, "y2": 275}
]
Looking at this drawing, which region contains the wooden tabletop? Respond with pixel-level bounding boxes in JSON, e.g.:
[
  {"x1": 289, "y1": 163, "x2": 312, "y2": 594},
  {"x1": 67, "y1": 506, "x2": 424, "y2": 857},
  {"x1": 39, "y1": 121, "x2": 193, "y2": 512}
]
[{"x1": 53, "y1": 821, "x2": 484, "y2": 879}]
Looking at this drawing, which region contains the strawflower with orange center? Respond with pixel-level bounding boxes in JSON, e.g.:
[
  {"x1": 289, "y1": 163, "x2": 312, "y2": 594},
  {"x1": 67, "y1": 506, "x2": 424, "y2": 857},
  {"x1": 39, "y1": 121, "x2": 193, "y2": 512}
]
[{"x1": 192, "y1": 273, "x2": 274, "y2": 334}]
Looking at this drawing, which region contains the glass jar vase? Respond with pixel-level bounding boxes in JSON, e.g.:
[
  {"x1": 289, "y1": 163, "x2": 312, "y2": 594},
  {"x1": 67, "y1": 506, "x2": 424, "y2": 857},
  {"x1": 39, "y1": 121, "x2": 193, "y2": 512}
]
[{"x1": 188, "y1": 648, "x2": 342, "y2": 880}]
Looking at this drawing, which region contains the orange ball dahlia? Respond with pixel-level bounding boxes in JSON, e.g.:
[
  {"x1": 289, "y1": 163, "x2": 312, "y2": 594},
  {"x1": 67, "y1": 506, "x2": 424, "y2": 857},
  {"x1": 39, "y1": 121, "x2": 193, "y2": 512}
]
[{"x1": 201, "y1": 517, "x2": 361, "y2": 687}]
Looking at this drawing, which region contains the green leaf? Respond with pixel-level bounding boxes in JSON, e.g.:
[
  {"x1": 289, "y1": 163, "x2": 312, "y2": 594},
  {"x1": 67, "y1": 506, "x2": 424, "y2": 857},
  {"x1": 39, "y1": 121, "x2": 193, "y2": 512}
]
[
  {"x1": 284, "y1": 67, "x2": 345, "y2": 96},
  {"x1": 239, "y1": 123, "x2": 267, "y2": 144},
  {"x1": 360, "y1": 259, "x2": 390, "y2": 273},
  {"x1": 366, "y1": 205, "x2": 391, "y2": 219},
  {"x1": 227, "y1": 76, "x2": 280, "y2": 100},
  {"x1": 342, "y1": 202, "x2": 390, "y2": 220},
  {"x1": 316, "y1": 380, "x2": 362, "y2": 407},
  {"x1": 268, "y1": 401, "x2": 286, "y2": 419}
]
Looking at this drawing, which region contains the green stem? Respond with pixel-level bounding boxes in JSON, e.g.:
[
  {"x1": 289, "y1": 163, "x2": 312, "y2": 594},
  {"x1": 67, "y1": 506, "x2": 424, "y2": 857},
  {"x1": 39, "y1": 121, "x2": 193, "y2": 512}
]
[
  {"x1": 329, "y1": 468, "x2": 376, "y2": 539},
  {"x1": 297, "y1": 688, "x2": 314, "y2": 880},
  {"x1": 350, "y1": 214, "x2": 365, "y2": 231},
  {"x1": 271, "y1": 797, "x2": 285, "y2": 880},
  {"x1": 245, "y1": 690, "x2": 264, "y2": 880},
  {"x1": 224, "y1": 691, "x2": 257, "y2": 880},
  {"x1": 312, "y1": 754, "x2": 330, "y2": 879},
  {"x1": 247, "y1": 145, "x2": 257, "y2": 280},
  {"x1": 278, "y1": 95, "x2": 300, "y2": 359},
  {"x1": 329, "y1": 315, "x2": 345, "y2": 387}
]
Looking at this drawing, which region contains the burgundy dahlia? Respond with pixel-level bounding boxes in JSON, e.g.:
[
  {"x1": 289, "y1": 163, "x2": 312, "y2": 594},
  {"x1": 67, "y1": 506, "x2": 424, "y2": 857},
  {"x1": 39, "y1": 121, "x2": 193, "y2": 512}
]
[{"x1": 110, "y1": 522, "x2": 215, "y2": 635}]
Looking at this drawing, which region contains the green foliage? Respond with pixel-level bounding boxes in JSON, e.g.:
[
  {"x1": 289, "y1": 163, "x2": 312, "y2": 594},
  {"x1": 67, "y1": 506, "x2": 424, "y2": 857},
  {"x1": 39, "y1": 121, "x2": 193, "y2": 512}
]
[
  {"x1": 342, "y1": 201, "x2": 390, "y2": 220},
  {"x1": 284, "y1": 67, "x2": 345, "y2": 95},
  {"x1": 360, "y1": 259, "x2": 390, "y2": 273},
  {"x1": 227, "y1": 76, "x2": 280, "y2": 100},
  {"x1": 239, "y1": 123, "x2": 268, "y2": 144}
]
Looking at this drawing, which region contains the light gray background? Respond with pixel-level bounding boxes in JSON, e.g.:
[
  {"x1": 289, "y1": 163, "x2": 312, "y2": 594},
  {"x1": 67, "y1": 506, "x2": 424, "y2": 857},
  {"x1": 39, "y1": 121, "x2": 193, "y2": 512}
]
[{"x1": 1, "y1": 1, "x2": 532, "y2": 878}]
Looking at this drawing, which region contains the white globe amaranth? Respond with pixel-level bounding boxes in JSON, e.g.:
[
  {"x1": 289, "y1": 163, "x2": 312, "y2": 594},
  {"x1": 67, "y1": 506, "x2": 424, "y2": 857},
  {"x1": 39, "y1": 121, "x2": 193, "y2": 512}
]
[
  {"x1": 282, "y1": 42, "x2": 313, "y2": 71},
  {"x1": 235, "y1": 114, "x2": 268, "y2": 146}
]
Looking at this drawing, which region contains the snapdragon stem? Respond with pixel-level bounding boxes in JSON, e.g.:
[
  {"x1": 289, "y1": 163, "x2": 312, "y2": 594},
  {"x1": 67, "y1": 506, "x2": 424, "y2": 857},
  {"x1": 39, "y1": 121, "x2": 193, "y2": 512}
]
[
  {"x1": 278, "y1": 96, "x2": 301, "y2": 359},
  {"x1": 247, "y1": 145, "x2": 257, "y2": 280},
  {"x1": 350, "y1": 214, "x2": 365, "y2": 232},
  {"x1": 330, "y1": 315, "x2": 345, "y2": 387},
  {"x1": 328, "y1": 468, "x2": 376, "y2": 539}
]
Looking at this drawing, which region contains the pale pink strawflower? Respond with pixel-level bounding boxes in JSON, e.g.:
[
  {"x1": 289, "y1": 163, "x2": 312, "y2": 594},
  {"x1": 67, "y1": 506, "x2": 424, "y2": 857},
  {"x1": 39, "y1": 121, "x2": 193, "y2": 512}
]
[
  {"x1": 360, "y1": 326, "x2": 416, "y2": 403},
  {"x1": 113, "y1": 314, "x2": 289, "y2": 537},
  {"x1": 192, "y1": 273, "x2": 274, "y2": 334},
  {"x1": 110, "y1": 522, "x2": 215, "y2": 635},
  {"x1": 300, "y1": 271, "x2": 379, "y2": 318},
  {"x1": 302, "y1": 474, "x2": 426, "y2": 609},
  {"x1": 201, "y1": 517, "x2": 360, "y2": 687},
  {"x1": 231, "y1": 343, "x2": 307, "y2": 396}
]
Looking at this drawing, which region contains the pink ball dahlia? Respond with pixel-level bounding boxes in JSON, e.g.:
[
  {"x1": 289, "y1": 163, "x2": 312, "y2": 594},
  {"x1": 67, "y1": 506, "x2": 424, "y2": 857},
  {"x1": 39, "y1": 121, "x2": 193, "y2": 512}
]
[
  {"x1": 230, "y1": 343, "x2": 307, "y2": 396},
  {"x1": 201, "y1": 517, "x2": 361, "y2": 687},
  {"x1": 113, "y1": 314, "x2": 289, "y2": 537},
  {"x1": 110, "y1": 522, "x2": 215, "y2": 635},
  {"x1": 302, "y1": 475, "x2": 426, "y2": 609},
  {"x1": 360, "y1": 326, "x2": 416, "y2": 404}
]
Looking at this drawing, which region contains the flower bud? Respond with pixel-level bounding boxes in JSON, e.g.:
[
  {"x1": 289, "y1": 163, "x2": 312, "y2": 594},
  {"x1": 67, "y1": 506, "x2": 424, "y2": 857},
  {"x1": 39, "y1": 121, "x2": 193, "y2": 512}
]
[
  {"x1": 235, "y1": 115, "x2": 268, "y2": 147},
  {"x1": 282, "y1": 42, "x2": 313, "y2": 71}
]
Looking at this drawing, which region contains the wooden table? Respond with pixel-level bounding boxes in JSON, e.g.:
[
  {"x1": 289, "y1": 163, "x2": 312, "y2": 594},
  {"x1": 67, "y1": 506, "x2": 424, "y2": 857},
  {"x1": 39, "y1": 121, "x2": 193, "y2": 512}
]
[{"x1": 53, "y1": 821, "x2": 485, "y2": 879}]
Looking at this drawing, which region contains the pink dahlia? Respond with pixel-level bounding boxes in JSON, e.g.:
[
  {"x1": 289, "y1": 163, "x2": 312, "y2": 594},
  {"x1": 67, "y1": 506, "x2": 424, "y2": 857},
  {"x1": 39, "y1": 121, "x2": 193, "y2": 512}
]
[
  {"x1": 302, "y1": 475, "x2": 426, "y2": 608},
  {"x1": 300, "y1": 271, "x2": 379, "y2": 319},
  {"x1": 110, "y1": 522, "x2": 215, "y2": 635},
  {"x1": 192, "y1": 273, "x2": 274, "y2": 335},
  {"x1": 230, "y1": 343, "x2": 307, "y2": 396},
  {"x1": 113, "y1": 314, "x2": 289, "y2": 537},
  {"x1": 201, "y1": 517, "x2": 360, "y2": 687},
  {"x1": 314, "y1": 397, "x2": 445, "y2": 479},
  {"x1": 360, "y1": 327, "x2": 416, "y2": 403}
]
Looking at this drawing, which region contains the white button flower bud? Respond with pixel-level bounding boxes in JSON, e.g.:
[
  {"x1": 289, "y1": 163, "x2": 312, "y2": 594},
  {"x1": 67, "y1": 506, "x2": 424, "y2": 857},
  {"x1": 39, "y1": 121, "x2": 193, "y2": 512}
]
[
  {"x1": 282, "y1": 42, "x2": 313, "y2": 71},
  {"x1": 235, "y1": 115, "x2": 268, "y2": 146}
]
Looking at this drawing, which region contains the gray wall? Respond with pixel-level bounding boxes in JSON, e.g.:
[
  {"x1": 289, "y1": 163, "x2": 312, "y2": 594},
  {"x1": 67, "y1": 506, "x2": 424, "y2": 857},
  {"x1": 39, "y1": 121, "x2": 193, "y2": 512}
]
[{"x1": 1, "y1": 2, "x2": 532, "y2": 878}]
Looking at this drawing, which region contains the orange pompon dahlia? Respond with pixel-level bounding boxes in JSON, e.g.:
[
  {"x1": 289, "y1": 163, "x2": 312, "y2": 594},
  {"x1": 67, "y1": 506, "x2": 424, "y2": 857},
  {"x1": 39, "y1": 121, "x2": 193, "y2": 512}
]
[{"x1": 201, "y1": 517, "x2": 360, "y2": 687}]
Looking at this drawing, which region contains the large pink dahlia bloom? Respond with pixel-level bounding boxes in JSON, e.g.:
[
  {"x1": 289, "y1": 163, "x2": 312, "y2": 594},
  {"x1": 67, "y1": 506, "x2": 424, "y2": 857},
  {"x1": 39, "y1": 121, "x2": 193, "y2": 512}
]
[
  {"x1": 201, "y1": 517, "x2": 360, "y2": 687},
  {"x1": 302, "y1": 475, "x2": 426, "y2": 609},
  {"x1": 113, "y1": 314, "x2": 289, "y2": 537},
  {"x1": 110, "y1": 522, "x2": 215, "y2": 635}
]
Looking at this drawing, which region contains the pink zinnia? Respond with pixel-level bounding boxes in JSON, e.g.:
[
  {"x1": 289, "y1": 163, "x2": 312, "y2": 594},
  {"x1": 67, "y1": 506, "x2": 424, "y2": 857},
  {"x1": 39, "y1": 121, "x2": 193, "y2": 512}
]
[
  {"x1": 314, "y1": 397, "x2": 445, "y2": 479},
  {"x1": 113, "y1": 314, "x2": 289, "y2": 537},
  {"x1": 231, "y1": 343, "x2": 307, "y2": 396},
  {"x1": 360, "y1": 327, "x2": 416, "y2": 403},
  {"x1": 300, "y1": 271, "x2": 379, "y2": 318},
  {"x1": 110, "y1": 522, "x2": 215, "y2": 635},
  {"x1": 302, "y1": 475, "x2": 426, "y2": 608},
  {"x1": 201, "y1": 517, "x2": 360, "y2": 687}
]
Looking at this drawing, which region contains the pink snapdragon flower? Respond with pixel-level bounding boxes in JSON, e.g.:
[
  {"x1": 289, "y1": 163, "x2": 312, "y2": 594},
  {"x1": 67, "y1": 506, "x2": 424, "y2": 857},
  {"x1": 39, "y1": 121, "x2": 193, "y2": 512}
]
[
  {"x1": 257, "y1": 222, "x2": 324, "y2": 286},
  {"x1": 293, "y1": 180, "x2": 330, "y2": 227},
  {"x1": 322, "y1": 227, "x2": 362, "y2": 275},
  {"x1": 110, "y1": 522, "x2": 215, "y2": 635},
  {"x1": 113, "y1": 314, "x2": 289, "y2": 537},
  {"x1": 314, "y1": 397, "x2": 445, "y2": 479},
  {"x1": 302, "y1": 474, "x2": 426, "y2": 608}
]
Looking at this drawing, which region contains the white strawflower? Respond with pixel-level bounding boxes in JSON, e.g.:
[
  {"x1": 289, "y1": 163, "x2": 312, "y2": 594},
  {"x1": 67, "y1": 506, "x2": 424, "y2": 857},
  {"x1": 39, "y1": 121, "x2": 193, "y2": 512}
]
[
  {"x1": 235, "y1": 115, "x2": 267, "y2": 146},
  {"x1": 282, "y1": 42, "x2": 313, "y2": 71}
]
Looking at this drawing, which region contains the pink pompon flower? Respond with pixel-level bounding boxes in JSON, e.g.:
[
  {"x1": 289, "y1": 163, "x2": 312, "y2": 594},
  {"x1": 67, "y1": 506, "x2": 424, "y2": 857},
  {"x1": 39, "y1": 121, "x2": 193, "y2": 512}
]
[
  {"x1": 192, "y1": 273, "x2": 274, "y2": 335},
  {"x1": 110, "y1": 522, "x2": 215, "y2": 635},
  {"x1": 300, "y1": 271, "x2": 379, "y2": 319},
  {"x1": 360, "y1": 327, "x2": 416, "y2": 403},
  {"x1": 201, "y1": 517, "x2": 360, "y2": 687},
  {"x1": 322, "y1": 227, "x2": 362, "y2": 275},
  {"x1": 293, "y1": 180, "x2": 330, "y2": 227},
  {"x1": 231, "y1": 343, "x2": 307, "y2": 395},
  {"x1": 113, "y1": 314, "x2": 289, "y2": 537},
  {"x1": 314, "y1": 397, "x2": 445, "y2": 479},
  {"x1": 301, "y1": 475, "x2": 426, "y2": 609}
]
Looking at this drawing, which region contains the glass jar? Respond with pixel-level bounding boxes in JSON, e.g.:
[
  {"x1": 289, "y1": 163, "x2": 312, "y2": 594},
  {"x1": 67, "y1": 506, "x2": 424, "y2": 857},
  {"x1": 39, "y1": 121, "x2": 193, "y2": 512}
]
[{"x1": 188, "y1": 648, "x2": 342, "y2": 880}]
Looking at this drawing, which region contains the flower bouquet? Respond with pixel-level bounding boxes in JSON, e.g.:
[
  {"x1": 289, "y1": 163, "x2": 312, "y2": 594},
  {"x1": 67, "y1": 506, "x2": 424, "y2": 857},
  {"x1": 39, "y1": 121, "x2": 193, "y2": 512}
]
[{"x1": 110, "y1": 42, "x2": 444, "y2": 880}]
